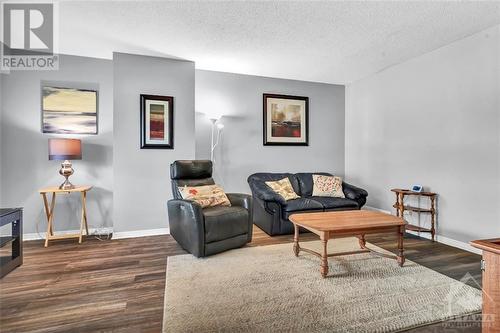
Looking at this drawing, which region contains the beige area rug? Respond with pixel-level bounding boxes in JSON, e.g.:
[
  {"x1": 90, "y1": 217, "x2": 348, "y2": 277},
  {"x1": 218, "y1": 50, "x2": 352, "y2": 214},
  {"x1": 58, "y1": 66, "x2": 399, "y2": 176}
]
[{"x1": 163, "y1": 238, "x2": 481, "y2": 333}]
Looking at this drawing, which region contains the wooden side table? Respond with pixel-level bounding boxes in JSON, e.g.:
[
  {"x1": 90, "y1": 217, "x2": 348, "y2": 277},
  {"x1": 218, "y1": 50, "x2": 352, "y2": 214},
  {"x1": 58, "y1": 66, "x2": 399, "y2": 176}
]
[
  {"x1": 391, "y1": 188, "x2": 437, "y2": 241},
  {"x1": 39, "y1": 185, "x2": 92, "y2": 247}
]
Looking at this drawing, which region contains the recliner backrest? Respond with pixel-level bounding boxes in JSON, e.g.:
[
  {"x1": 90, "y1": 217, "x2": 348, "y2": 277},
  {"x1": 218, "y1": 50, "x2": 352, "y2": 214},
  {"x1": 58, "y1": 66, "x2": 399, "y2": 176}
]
[
  {"x1": 170, "y1": 160, "x2": 215, "y2": 199},
  {"x1": 295, "y1": 172, "x2": 332, "y2": 197}
]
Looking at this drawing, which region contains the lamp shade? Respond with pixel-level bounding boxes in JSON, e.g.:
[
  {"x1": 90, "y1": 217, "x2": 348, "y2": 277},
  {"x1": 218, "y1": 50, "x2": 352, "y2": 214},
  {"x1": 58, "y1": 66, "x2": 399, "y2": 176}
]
[{"x1": 48, "y1": 138, "x2": 82, "y2": 160}]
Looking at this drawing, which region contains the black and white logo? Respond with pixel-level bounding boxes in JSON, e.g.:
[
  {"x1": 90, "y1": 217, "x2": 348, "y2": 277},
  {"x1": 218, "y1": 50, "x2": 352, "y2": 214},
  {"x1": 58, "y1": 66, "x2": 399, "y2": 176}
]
[{"x1": 1, "y1": 2, "x2": 58, "y2": 70}]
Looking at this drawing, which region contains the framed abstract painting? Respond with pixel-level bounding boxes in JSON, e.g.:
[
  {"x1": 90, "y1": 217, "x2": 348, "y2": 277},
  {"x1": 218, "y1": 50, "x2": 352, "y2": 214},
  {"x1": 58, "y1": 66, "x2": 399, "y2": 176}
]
[
  {"x1": 263, "y1": 93, "x2": 309, "y2": 146},
  {"x1": 140, "y1": 94, "x2": 174, "y2": 149},
  {"x1": 42, "y1": 86, "x2": 98, "y2": 134}
]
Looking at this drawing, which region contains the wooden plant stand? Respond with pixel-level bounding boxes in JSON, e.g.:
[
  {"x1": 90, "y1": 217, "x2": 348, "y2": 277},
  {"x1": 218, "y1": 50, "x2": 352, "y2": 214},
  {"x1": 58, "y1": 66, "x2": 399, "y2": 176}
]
[
  {"x1": 39, "y1": 186, "x2": 92, "y2": 247},
  {"x1": 392, "y1": 188, "x2": 437, "y2": 241}
]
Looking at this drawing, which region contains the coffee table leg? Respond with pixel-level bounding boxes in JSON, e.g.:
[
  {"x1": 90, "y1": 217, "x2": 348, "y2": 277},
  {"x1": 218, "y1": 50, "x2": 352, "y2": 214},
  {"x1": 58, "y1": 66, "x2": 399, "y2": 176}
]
[
  {"x1": 293, "y1": 223, "x2": 300, "y2": 257},
  {"x1": 397, "y1": 226, "x2": 405, "y2": 267},
  {"x1": 358, "y1": 234, "x2": 366, "y2": 249},
  {"x1": 320, "y1": 233, "x2": 329, "y2": 278}
]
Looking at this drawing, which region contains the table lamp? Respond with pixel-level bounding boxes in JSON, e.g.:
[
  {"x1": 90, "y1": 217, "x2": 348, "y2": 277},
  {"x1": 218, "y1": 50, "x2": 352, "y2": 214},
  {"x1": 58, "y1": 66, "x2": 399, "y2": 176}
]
[{"x1": 48, "y1": 138, "x2": 82, "y2": 190}]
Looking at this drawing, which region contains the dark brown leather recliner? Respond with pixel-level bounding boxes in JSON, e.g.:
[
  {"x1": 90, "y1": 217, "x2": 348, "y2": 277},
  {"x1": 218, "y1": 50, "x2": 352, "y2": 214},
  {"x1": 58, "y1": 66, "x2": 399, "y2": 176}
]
[{"x1": 167, "y1": 160, "x2": 252, "y2": 257}]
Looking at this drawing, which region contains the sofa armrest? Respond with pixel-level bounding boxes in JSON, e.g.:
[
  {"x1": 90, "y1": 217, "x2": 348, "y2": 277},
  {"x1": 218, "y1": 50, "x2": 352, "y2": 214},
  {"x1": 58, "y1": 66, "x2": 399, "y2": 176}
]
[
  {"x1": 343, "y1": 182, "x2": 368, "y2": 200},
  {"x1": 167, "y1": 199, "x2": 205, "y2": 257},
  {"x1": 248, "y1": 181, "x2": 286, "y2": 204}
]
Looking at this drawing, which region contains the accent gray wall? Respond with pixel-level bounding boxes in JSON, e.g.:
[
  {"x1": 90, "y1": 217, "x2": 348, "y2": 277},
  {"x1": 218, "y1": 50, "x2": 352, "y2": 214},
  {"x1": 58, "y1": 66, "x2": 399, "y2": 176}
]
[
  {"x1": 113, "y1": 53, "x2": 195, "y2": 232},
  {"x1": 195, "y1": 70, "x2": 345, "y2": 193},
  {"x1": 0, "y1": 55, "x2": 114, "y2": 234},
  {"x1": 345, "y1": 25, "x2": 500, "y2": 243}
]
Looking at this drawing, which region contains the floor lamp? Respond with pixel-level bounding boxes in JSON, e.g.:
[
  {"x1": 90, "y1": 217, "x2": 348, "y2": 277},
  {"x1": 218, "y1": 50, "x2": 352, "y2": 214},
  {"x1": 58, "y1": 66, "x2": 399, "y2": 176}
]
[{"x1": 210, "y1": 118, "x2": 224, "y2": 163}]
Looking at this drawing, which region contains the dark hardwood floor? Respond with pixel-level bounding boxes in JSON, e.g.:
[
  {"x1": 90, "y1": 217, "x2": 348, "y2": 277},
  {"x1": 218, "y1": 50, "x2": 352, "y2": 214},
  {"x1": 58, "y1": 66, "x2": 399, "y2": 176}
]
[{"x1": 0, "y1": 227, "x2": 482, "y2": 333}]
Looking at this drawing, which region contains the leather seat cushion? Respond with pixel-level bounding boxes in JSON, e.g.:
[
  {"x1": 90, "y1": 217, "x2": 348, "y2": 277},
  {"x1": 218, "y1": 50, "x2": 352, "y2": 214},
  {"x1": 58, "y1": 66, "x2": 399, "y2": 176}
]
[
  {"x1": 309, "y1": 196, "x2": 359, "y2": 209},
  {"x1": 282, "y1": 198, "x2": 324, "y2": 219},
  {"x1": 203, "y1": 206, "x2": 249, "y2": 243}
]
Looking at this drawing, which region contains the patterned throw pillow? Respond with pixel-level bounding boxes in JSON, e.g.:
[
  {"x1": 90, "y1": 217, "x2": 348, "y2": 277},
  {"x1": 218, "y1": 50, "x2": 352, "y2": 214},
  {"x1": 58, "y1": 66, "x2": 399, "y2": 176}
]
[
  {"x1": 265, "y1": 178, "x2": 300, "y2": 201},
  {"x1": 312, "y1": 175, "x2": 345, "y2": 198},
  {"x1": 178, "y1": 185, "x2": 231, "y2": 208}
]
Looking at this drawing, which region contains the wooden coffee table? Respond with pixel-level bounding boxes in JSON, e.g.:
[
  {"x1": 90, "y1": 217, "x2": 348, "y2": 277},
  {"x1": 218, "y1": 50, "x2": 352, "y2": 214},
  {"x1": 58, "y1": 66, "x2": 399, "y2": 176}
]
[{"x1": 289, "y1": 210, "x2": 406, "y2": 278}]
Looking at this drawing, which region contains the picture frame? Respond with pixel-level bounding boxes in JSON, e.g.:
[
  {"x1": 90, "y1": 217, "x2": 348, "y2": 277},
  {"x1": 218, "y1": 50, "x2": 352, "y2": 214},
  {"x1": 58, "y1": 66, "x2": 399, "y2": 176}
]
[
  {"x1": 140, "y1": 94, "x2": 174, "y2": 149},
  {"x1": 41, "y1": 85, "x2": 98, "y2": 135},
  {"x1": 263, "y1": 93, "x2": 309, "y2": 146}
]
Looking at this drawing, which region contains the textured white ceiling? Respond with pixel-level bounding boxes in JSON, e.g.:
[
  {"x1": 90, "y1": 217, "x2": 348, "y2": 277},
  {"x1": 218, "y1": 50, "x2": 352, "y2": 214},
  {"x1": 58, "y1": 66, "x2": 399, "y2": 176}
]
[{"x1": 59, "y1": 1, "x2": 500, "y2": 84}]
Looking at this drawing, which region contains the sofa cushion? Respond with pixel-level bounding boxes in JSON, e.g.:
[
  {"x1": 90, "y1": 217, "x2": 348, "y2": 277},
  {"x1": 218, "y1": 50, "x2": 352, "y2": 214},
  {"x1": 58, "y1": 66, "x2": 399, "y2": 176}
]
[
  {"x1": 295, "y1": 172, "x2": 332, "y2": 196},
  {"x1": 282, "y1": 198, "x2": 324, "y2": 218},
  {"x1": 312, "y1": 175, "x2": 345, "y2": 198},
  {"x1": 203, "y1": 206, "x2": 249, "y2": 243},
  {"x1": 248, "y1": 173, "x2": 300, "y2": 195},
  {"x1": 265, "y1": 178, "x2": 300, "y2": 201},
  {"x1": 309, "y1": 196, "x2": 359, "y2": 210}
]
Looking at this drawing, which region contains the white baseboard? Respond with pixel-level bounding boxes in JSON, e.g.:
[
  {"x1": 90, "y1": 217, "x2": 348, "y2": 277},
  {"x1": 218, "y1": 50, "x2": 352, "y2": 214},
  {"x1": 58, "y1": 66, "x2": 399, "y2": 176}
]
[
  {"x1": 363, "y1": 206, "x2": 391, "y2": 214},
  {"x1": 24, "y1": 227, "x2": 170, "y2": 241},
  {"x1": 111, "y1": 228, "x2": 170, "y2": 239},
  {"x1": 23, "y1": 227, "x2": 114, "y2": 241},
  {"x1": 363, "y1": 206, "x2": 481, "y2": 255}
]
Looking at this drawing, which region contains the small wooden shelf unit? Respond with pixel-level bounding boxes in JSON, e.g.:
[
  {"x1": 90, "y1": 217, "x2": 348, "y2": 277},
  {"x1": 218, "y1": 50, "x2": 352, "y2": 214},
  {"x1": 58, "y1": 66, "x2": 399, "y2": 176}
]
[{"x1": 391, "y1": 188, "x2": 437, "y2": 241}]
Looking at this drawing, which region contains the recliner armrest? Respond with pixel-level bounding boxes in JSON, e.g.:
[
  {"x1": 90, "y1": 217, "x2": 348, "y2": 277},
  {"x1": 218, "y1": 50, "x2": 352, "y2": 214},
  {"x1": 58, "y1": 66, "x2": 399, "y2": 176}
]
[
  {"x1": 248, "y1": 181, "x2": 286, "y2": 204},
  {"x1": 226, "y1": 193, "x2": 253, "y2": 242},
  {"x1": 168, "y1": 199, "x2": 204, "y2": 218},
  {"x1": 342, "y1": 182, "x2": 368, "y2": 200},
  {"x1": 167, "y1": 199, "x2": 205, "y2": 257},
  {"x1": 226, "y1": 193, "x2": 252, "y2": 211}
]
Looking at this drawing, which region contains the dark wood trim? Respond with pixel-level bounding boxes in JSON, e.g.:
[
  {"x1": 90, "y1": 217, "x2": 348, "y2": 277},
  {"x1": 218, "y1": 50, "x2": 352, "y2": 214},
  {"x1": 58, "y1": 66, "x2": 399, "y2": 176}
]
[
  {"x1": 140, "y1": 94, "x2": 174, "y2": 149},
  {"x1": 263, "y1": 93, "x2": 309, "y2": 146}
]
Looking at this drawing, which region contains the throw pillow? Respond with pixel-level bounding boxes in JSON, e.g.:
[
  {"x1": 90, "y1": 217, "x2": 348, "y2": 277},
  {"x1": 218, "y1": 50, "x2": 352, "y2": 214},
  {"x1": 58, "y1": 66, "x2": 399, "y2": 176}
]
[
  {"x1": 178, "y1": 185, "x2": 231, "y2": 208},
  {"x1": 265, "y1": 178, "x2": 300, "y2": 201},
  {"x1": 312, "y1": 175, "x2": 345, "y2": 198}
]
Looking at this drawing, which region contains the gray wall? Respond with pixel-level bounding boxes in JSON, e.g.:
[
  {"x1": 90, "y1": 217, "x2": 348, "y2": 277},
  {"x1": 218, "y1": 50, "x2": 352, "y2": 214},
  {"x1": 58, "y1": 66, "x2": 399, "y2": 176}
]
[
  {"x1": 345, "y1": 25, "x2": 500, "y2": 243},
  {"x1": 0, "y1": 55, "x2": 113, "y2": 234},
  {"x1": 195, "y1": 70, "x2": 345, "y2": 193},
  {"x1": 113, "y1": 53, "x2": 195, "y2": 232}
]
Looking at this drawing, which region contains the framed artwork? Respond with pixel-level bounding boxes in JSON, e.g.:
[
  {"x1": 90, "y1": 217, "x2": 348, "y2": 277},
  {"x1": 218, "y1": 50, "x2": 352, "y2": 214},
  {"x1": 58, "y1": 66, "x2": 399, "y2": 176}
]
[
  {"x1": 140, "y1": 94, "x2": 174, "y2": 149},
  {"x1": 263, "y1": 93, "x2": 309, "y2": 146},
  {"x1": 42, "y1": 86, "x2": 98, "y2": 134}
]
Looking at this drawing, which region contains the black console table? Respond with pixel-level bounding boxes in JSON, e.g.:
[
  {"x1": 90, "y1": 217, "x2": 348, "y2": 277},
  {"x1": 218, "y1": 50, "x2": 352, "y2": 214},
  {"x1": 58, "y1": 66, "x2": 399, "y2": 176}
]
[{"x1": 0, "y1": 208, "x2": 23, "y2": 278}]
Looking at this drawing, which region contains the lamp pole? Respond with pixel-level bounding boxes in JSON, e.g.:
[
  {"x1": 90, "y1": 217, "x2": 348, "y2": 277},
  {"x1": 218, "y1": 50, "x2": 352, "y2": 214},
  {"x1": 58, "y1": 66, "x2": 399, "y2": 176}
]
[{"x1": 210, "y1": 118, "x2": 224, "y2": 163}]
